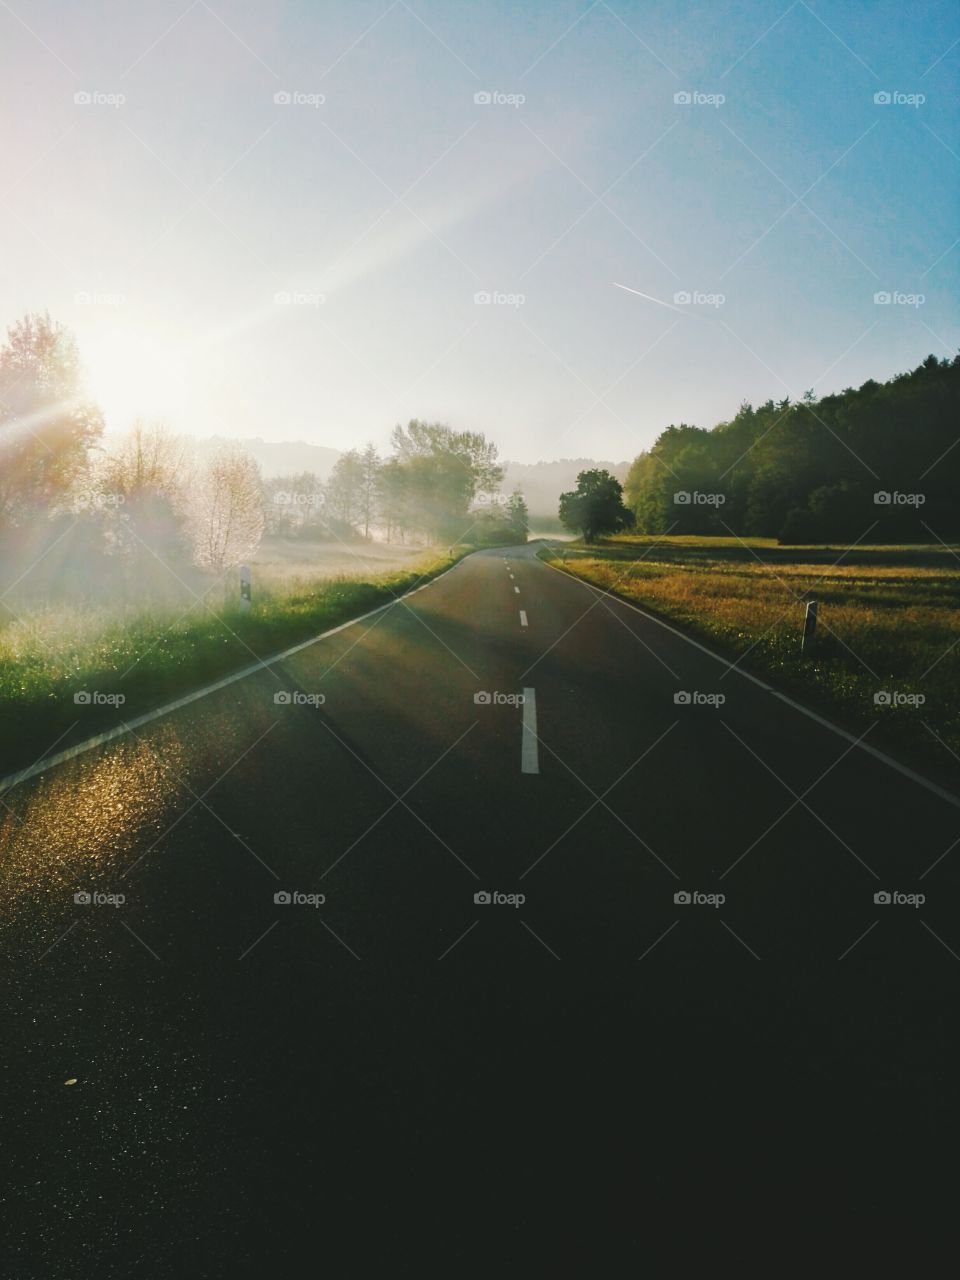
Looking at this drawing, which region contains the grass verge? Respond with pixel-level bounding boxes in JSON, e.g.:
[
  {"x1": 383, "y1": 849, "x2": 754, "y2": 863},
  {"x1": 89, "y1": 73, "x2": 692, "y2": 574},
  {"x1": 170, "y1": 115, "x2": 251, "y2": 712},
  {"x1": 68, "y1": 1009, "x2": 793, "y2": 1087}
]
[
  {"x1": 540, "y1": 535, "x2": 960, "y2": 785},
  {"x1": 0, "y1": 547, "x2": 467, "y2": 779}
]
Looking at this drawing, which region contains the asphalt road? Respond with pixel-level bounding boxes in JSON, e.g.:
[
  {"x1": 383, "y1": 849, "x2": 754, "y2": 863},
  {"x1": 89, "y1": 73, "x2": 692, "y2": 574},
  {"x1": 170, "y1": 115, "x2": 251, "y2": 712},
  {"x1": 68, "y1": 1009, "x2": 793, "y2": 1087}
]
[{"x1": 2, "y1": 541, "x2": 958, "y2": 1274}]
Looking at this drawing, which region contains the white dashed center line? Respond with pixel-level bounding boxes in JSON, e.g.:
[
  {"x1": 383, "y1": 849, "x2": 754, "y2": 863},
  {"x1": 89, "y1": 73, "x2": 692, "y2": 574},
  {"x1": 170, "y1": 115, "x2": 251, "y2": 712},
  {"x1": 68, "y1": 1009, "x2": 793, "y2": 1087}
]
[
  {"x1": 521, "y1": 688, "x2": 539, "y2": 774},
  {"x1": 519, "y1": 610, "x2": 528, "y2": 627},
  {"x1": 514, "y1": 586, "x2": 520, "y2": 594}
]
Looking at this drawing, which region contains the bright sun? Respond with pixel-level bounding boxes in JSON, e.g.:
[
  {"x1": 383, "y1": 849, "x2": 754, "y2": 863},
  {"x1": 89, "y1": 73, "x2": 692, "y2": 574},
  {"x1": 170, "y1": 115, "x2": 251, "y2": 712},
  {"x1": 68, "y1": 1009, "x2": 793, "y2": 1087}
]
[{"x1": 82, "y1": 329, "x2": 191, "y2": 430}]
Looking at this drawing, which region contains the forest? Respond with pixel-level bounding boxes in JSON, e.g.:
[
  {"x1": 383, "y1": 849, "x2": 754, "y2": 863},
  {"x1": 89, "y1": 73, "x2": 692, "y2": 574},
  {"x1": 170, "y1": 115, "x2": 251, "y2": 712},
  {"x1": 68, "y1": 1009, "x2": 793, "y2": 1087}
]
[{"x1": 623, "y1": 354, "x2": 960, "y2": 543}]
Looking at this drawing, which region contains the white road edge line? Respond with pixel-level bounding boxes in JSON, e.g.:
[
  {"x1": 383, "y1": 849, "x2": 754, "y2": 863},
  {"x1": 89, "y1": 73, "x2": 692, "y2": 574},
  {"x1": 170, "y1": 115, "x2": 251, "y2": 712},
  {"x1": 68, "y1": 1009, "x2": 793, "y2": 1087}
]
[
  {"x1": 522, "y1": 688, "x2": 539, "y2": 774},
  {"x1": 519, "y1": 610, "x2": 528, "y2": 627},
  {"x1": 0, "y1": 554, "x2": 471, "y2": 798},
  {"x1": 541, "y1": 551, "x2": 960, "y2": 812}
]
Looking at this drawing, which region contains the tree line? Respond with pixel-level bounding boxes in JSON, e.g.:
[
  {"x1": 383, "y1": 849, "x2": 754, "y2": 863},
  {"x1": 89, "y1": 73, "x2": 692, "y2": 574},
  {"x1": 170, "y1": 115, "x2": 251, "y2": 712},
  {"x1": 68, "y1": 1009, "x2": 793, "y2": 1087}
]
[
  {"x1": 557, "y1": 354, "x2": 959, "y2": 543},
  {"x1": 0, "y1": 312, "x2": 528, "y2": 597},
  {"x1": 312, "y1": 422, "x2": 527, "y2": 546},
  {"x1": 622, "y1": 354, "x2": 960, "y2": 542}
]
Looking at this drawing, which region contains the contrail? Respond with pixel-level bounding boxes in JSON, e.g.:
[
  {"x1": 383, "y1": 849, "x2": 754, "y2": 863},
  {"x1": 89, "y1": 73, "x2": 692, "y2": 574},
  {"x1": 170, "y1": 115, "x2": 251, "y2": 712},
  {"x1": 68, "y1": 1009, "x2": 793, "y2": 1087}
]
[{"x1": 613, "y1": 282, "x2": 686, "y2": 314}]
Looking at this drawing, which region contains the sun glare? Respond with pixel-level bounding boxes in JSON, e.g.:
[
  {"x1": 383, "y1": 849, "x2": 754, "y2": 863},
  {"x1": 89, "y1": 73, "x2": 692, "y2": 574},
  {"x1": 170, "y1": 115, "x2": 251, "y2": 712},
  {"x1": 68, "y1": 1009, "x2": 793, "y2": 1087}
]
[{"x1": 82, "y1": 328, "x2": 191, "y2": 429}]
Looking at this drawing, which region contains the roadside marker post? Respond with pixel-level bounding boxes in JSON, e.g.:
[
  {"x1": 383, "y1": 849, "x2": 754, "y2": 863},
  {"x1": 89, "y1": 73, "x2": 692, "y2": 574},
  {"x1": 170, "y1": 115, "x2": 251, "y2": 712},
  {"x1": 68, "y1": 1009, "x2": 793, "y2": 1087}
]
[
  {"x1": 802, "y1": 600, "x2": 818, "y2": 655},
  {"x1": 521, "y1": 688, "x2": 539, "y2": 774},
  {"x1": 240, "y1": 565, "x2": 252, "y2": 613}
]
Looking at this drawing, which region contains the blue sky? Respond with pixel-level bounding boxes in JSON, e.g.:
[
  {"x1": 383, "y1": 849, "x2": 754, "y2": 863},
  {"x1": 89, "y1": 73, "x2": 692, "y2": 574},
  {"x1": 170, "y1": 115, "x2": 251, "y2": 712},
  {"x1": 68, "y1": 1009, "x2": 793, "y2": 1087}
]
[{"x1": 0, "y1": 0, "x2": 956, "y2": 461}]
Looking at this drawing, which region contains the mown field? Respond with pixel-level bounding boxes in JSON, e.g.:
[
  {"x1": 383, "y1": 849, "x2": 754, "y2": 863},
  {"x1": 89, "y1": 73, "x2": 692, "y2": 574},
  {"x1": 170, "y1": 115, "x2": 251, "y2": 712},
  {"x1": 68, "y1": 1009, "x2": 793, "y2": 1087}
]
[
  {"x1": 0, "y1": 543, "x2": 463, "y2": 779},
  {"x1": 542, "y1": 535, "x2": 960, "y2": 782}
]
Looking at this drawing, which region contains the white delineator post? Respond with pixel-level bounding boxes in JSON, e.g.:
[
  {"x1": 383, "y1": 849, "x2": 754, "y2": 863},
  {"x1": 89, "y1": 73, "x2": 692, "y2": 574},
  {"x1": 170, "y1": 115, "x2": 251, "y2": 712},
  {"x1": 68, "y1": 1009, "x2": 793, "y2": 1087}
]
[
  {"x1": 521, "y1": 688, "x2": 539, "y2": 774},
  {"x1": 240, "y1": 565, "x2": 251, "y2": 613},
  {"x1": 802, "y1": 599, "x2": 818, "y2": 654}
]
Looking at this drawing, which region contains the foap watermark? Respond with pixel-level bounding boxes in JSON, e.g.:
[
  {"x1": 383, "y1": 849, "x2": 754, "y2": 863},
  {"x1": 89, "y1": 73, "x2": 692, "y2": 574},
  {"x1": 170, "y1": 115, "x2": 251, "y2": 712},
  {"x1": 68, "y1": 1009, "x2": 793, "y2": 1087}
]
[
  {"x1": 474, "y1": 890, "x2": 525, "y2": 908},
  {"x1": 874, "y1": 490, "x2": 925, "y2": 506},
  {"x1": 674, "y1": 90, "x2": 725, "y2": 107},
  {"x1": 674, "y1": 691, "x2": 726, "y2": 707},
  {"x1": 74, "y1": 291, "x2": 126, "y2": 307},
  {"x1": 474, "y1": 290, "x2": 525, "y2": 307},
  {"x1": 274, "y1": 290, "x2": 325, "y2": 308},
  {"x1": 274, "y1": 491, "x2": 325, "y2": 508},
  {"x1": 674, "y1": 490, "x2": 725, "y2": 505},
  {"x1": 74, "y1": 890, "x2": 125, "y2": 908},
  {"x1": 874, "y1": 690, "x2": 926, "y2": 708},
  {"x1": 274, "y1": 691, "x2": 326, "y2": 707},
  {"x1": 474, "y1": 90, "x2": 525, "y2": 107},
  {"x1": 873, "y1": 90, "x2": 925, "y2": 108},
  {"x1": 77, "y1": 491, "x2": 126, "y2": 512},
  {"x1": 274, "y1": 90, "x2": 325, "y2": 108},
  {"x1": 673, "y1": 290, "x2": 725, "y2": 308},
  {"x1": 74, "y1": 690, "x2": 125, "y2": 707},
  {"x1": 74, "y1": 90, "x2": 125, "y2": 108},
  {"x1": 474, "y1": 691, "x2": 525, "y2": 706},
  {"x1": 874, "y1": 890, "x2": 925, "y2": 907},
  {"x1": 873, "y1": 291, "x2": 925, "y2": 308},
  {"x1": 274, "y1": 890, "x2": 326, "y2": 907},
  {"x1": 674, "y1": 890, "x2": 725, "y2": 907}
]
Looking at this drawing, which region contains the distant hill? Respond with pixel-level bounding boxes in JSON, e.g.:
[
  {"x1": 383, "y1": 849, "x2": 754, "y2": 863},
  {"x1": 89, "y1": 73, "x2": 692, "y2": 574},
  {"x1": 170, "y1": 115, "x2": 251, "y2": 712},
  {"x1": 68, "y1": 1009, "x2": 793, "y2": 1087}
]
[
  {"x1": 191, "y1": 436, "x2": 342, "y2": 479},
  {"x1": 502, "y1": 458, "x2": 630, "y2": 516},
  {"x1": 187, "y1": 438, "x2": 626, "y2": 514}
]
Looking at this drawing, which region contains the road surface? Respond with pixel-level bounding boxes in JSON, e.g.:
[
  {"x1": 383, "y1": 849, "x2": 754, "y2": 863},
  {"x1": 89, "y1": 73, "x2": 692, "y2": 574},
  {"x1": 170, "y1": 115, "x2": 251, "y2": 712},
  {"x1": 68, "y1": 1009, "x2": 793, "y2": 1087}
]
[{"x1": 2, "y1": 541, "x2": 958, "y2": 1273}]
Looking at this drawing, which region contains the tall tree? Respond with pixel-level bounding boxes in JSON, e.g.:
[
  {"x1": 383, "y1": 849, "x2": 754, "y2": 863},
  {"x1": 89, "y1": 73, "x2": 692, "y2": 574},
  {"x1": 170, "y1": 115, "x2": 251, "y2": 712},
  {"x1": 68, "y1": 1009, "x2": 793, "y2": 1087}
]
[
  {"x1": 0, "y1": 312, "x2": 103, "y2": 527},
  {"x1": 101, "y1": 419, "x2": 187, "y2": 499},
  {"x1": 559, "y1": 470, "x2": 633, "y2": 542},
  {"x1": 506, "y1": 488, "x2": 529, "y2": 541},
  {"x1": 378, "y1": 456, "x2": 410, "y2": 543},
  {"x1": 188, "y1": 446, "x2": 264, "y2": 572},
  {"x1": 357, "y1": 443, "x2": 382, "y2": 540},
  {"x1": 263, "y1": 471, "x2": 326, "y2": 537},
  {"x1": 389, "y1": 420, "x2": 503, "y2": 540},
  {"x1": 98, "y1": 420, "x2": 190, "y2": 564},
  {"x1": 325, "y1": 450, "x2": 365, "y2": 534}
]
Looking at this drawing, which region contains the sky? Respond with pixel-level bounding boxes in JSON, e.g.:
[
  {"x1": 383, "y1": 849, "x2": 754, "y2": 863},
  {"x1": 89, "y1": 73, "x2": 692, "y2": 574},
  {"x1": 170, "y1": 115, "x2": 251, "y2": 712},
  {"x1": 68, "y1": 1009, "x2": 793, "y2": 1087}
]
[{"x1": 0, "y1": 0, "x2": 957, "y2": 463}]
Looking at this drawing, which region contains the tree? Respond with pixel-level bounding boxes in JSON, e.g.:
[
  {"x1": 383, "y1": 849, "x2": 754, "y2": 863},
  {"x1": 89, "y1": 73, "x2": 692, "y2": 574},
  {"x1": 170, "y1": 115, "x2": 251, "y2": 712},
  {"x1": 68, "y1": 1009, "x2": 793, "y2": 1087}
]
[
  {"x1": 378, "y1": 456, "x2": 410, "y2": 543},
  {"x1": 357, "y1": 443, "x2": 382, "y2": 540},
  {"x1": 0, "y1": 312, "x2": 103, "y2": 527},
  {"x1": 263, "y1": 472, "x2": 326, "y2": 537},
  {"x1": 559, "y1": 469, "x2": 633, "y2": 542},
  {"x1": 101, "y1": 419, "x2": 186, "y2": 499},
  {"x1": 94, "y1": 420, "x2": 191, "y2": 563},
  {"x1": 325, "y1": 450, "x2": 365, "y2": 535},
  {"x1": 389, "y1": 420, "x2": 503, "y2": 540},
  {"x1": 188, "y1": 446, "x2": 264, "y2": 572},
  {"x1": 506, "y1": 488, "x2": 529, "y2": 541}
]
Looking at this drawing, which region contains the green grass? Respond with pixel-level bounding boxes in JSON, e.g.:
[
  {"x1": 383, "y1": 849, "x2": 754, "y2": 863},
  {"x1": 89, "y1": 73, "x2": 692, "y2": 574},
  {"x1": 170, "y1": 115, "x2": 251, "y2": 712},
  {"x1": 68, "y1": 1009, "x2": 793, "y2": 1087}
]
[
  {"x1": 541, "y1": 534, "x2": 960, "y2": 782},
  {"x1": 0, "y1": 547, "x2": 464, "y2": 778}
]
